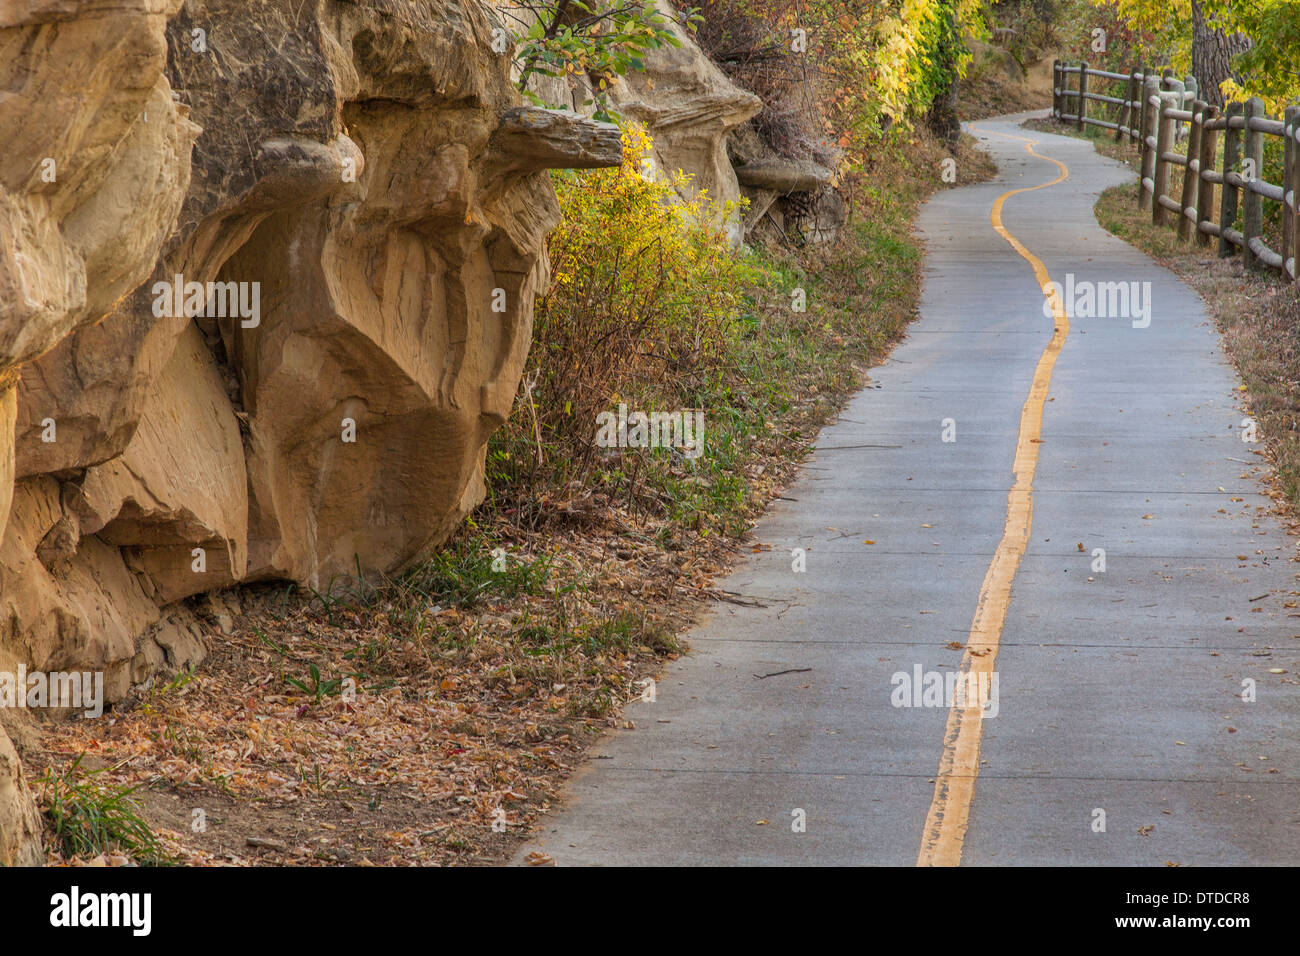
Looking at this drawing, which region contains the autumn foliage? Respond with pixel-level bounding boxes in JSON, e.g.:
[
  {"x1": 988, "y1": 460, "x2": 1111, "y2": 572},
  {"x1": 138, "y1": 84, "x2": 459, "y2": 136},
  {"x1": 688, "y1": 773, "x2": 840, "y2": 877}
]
[{"x1": 490, "y1": 126, "x2": 765, "y2": 496}]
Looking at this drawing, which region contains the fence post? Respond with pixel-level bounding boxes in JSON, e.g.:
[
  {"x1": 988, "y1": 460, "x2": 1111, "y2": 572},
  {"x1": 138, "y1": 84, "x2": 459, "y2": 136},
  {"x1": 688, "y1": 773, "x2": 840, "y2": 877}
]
[
  {"x1": 1115, "y1": 72, "x2": 1131, "y2": 142},
  {"x1": 1196, "y1": 104, "x2": 1219, "y2": 247},
  {"x1": 1284, "y1": 106, "x2": 1298, "y2": 281},
  {"x1": 1122, "y1": 70, "x2": 1140, "y2": 144},
  {"x1": 1139, "y1": 75, "x2": 1160, "y2": 212},
  {"x1": 1243, "y1": 97, "x2": 1265, "y2": 270},
  {"x1": 1052, "y1": 60, "x2": 1059, "y2": 117},
  {"x1": 1153, "y1": 92, "x2": 1177, "y2": 226},
  {"x1": 1179, "y1": 100, "x2": 1206, "y2": 241},
  {"x1": 1165, "y1": 76, "x2": 1185, "y2": 143},
  {"x1": 1077, "y1": 62, "x2": 1089, "y2": 131},
  {"x1": 1180, "y1": 77, "x2": 1198, "y2": 142},
  {"x1": 1137, "y1": 65, "x2": 1150, "y2": 149},
  {"x1": 1294, "y1": 108, "x2": 1300, "y2": 285},
  {"x1": 1219, "y1": 101, "x2": 1243, "y2": 257}
]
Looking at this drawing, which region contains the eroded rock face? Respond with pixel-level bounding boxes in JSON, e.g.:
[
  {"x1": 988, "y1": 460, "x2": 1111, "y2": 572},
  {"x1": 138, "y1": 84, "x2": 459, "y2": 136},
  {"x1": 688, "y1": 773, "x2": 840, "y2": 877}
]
[
  {"x1": 511, "y1": 1, "x2": 838, "y2": 246},
  {"x1": 606, "y1": 0, "x2": 761, "y2": 230},
  {"x1": 507, "y1": 1, "x2": 761, "y2": 232},
  {"x1": 0, "y1": 721, "x2": 41, "y2": 867},
  {"x1": 0, "y1": 0, "x2": 620, "y2": 862},
  {"x1": 0, "y1": 0, "x2": 198, "y2": 382},
  {"x1": 726, "y1": 95, "x2": 843, "y2": 246}
]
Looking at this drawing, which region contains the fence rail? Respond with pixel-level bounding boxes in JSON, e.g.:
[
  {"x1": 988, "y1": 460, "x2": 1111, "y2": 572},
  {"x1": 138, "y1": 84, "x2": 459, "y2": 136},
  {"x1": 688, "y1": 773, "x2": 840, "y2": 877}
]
[{"x1": 1052, "y1": 59, "x2": 1300, "y2": 285}]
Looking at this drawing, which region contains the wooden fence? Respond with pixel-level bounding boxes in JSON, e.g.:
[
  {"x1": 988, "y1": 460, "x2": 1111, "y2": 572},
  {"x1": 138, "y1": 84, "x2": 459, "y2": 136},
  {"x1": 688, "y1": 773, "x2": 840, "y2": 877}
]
[{"x1": 1052, "y1": 60, "x2": 1300, "y2": 284}]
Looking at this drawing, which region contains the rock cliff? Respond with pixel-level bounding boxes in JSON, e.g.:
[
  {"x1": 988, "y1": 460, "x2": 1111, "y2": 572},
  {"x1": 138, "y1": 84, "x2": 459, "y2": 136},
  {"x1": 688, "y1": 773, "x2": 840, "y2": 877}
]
[{"x1": 0, "y1": 0, "x2": 624, "y2": 864}]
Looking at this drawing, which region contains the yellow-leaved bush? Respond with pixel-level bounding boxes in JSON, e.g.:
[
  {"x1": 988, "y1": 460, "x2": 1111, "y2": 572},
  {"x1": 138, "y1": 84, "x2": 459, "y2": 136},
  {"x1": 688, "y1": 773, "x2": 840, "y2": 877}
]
[{"x1": 489, "y1": 125, "x2": 768, "y2": 495}]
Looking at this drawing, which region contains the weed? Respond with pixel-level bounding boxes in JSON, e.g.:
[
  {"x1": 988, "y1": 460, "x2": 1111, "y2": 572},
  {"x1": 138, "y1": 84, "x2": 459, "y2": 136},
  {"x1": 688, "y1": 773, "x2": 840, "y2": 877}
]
[
  {"x1": 38, "y1": 755, "x2": 166, "y2": 865},
  {"x1": 394, "y1": 535, "x2": 550, "y2": 611}
]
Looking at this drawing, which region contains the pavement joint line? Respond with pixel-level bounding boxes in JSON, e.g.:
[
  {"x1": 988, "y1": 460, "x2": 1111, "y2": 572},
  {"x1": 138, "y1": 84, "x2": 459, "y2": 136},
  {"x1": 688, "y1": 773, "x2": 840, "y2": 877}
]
[
  {"x1": 574, "y1": 767, "x2": 1300, "y2": 784},
  {"x1": 683, "y1": 639, "x2": 1290, "y2": 650},
  {"x1": 917, "y1": 125, "x2": 1072, "y2": 868},
  {"x1": 737, "y1": 551, "x2": 1286, "y2": 557},
  {"x1": 792, "y1": 489, "x2": 1272, "y2": 495}
]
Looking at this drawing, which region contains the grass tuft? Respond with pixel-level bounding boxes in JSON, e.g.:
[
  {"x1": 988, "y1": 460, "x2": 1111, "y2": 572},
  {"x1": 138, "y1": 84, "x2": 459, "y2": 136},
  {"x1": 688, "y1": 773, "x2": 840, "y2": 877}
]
[{"x1": 39, "y1": 755, "x2": 166, "y2": 865}]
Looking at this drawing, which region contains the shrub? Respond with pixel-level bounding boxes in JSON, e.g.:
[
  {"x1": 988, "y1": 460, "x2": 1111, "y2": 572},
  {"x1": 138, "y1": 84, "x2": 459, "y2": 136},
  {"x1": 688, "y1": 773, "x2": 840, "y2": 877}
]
[{"x1": 488, "y1": 125, "x2": 767, "y2": 499}]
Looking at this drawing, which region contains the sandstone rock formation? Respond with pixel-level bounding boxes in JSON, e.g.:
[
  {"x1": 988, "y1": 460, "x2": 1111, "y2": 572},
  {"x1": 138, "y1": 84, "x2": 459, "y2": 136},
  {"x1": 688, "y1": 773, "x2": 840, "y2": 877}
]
[
  {"x1": 0, "y1": 0, "x2": 621, "y2": 863},
  {"x1": 508, "y1": 0, "x2": 762, "y2": 239},
  {"x1": 606, "y1": 1, "x2": 761, "y2": 231},
  {"x1": 725, "y1": 105, "x2": 842, "y2": 245},
  {"x1": 0, "y1": 721, "x2": 41, "y2": 867}
]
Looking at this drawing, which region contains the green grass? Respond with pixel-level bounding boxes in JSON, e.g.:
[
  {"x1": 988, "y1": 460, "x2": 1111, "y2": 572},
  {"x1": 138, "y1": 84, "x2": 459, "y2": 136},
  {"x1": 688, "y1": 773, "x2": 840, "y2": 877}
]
[
  {"x1": 514, "y1": 610, "x2": 682, "y2": 659},
  {"x1": 39, "y1": 755, "x2": 167, "y2": 865},
  {"x1": 396, "y1": 532, "x2": 551, "y2": 610}
]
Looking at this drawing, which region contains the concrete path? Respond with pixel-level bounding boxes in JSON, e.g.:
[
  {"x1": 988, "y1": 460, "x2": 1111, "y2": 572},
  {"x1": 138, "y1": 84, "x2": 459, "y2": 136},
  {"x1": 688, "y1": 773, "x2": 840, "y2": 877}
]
[{"x1": 515, "y1": 111, "x2": 1300, "y2": 866}]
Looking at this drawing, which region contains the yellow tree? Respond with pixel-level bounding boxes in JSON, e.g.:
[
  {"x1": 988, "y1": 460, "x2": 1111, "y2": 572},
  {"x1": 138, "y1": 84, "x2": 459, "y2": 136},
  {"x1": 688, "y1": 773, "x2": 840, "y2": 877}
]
[{"x1": 1096, "y1": 0, "x2": 1299, "y2": 107}]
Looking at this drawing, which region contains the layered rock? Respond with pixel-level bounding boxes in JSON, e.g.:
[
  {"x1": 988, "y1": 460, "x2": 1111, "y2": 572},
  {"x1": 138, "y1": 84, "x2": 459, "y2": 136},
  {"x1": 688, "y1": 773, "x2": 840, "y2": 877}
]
[
  {"x1": 0, "y1": 0, "x2": 621, "y2": 863},
  {"x1": 726, "y1": 109, "x2": 842, "y2": 245},
  {"x1": 606, "y1": 1, "x2": 761, "y2": 225},
  {"x1": 507, "y1": 0, "x2": 761, "y2": 238},
  {"x1": 0, "y1": 0, "x2": 198, "y2": 381},
  {"x1": 0, "y1": 721, "x2": 41, "y2": 867},
  {"x1": 0, "y1": 0, "x2": 833, "y2": 868}
]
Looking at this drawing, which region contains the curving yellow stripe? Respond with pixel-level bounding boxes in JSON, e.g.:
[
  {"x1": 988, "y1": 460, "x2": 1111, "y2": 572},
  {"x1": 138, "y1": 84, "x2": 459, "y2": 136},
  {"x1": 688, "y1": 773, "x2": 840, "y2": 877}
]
[{"x1": 916, "y1": 127, "x2": 1070, "y2": 867}]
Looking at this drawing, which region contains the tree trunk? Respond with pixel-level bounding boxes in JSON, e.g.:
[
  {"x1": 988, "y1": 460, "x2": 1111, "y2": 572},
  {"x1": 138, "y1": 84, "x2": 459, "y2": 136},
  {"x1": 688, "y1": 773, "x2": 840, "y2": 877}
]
[
  {"x1": 927, "y1": 76, "x2": 961, "y2": 146},
  {"x1": 925, "y1": 3, "x2": 962, "y2": 146},
  {"x1": 1191, "y1": 0, "x2": 1253, "y2": 107}
]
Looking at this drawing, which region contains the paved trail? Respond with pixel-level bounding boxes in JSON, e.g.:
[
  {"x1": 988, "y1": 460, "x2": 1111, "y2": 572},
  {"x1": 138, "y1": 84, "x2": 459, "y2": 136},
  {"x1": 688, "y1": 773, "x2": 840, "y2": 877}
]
[{"x1": 516, "y1": 111, "x2": 1300, "y2": 866}]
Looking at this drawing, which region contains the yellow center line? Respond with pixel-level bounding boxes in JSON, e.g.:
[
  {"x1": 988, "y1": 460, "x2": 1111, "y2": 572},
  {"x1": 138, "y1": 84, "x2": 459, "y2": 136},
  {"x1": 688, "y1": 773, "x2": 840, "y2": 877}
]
[{"x1": 916, "y1": 126, "x2": 1070, "y2": 867}]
